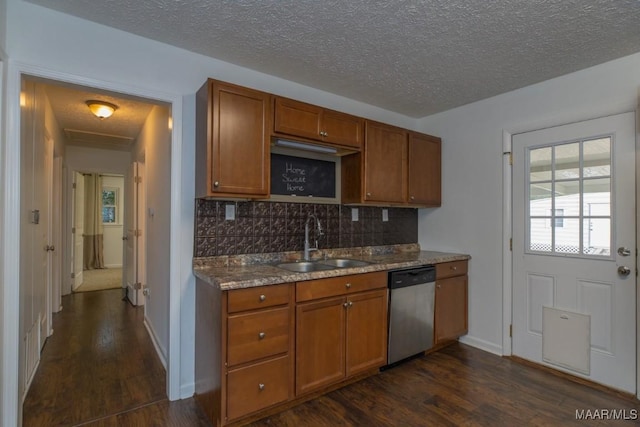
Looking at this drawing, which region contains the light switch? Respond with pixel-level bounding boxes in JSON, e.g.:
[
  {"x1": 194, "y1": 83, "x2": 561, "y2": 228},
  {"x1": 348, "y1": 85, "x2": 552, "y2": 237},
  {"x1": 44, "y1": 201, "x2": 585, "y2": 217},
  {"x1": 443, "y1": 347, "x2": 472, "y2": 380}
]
[
  {"x1": 225, "y1": 204, "x2": 235, "y2": 221},
  {"x1": 382, "y1": 209, "x2": 389, "y2": 222},
  {"x1": 351, "y1": 208, "x2": 359, "y2": 222}
]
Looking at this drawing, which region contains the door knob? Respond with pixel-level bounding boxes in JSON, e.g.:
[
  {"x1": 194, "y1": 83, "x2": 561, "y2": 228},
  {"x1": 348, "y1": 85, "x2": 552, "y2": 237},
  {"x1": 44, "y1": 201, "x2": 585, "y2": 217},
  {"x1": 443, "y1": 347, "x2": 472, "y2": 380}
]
[
  {"x1": 617, "y1": 247, "x2": 631, "y2": 257},
  {"x1": 618, "y1": 266, "x2": 631, "y2": 277}
]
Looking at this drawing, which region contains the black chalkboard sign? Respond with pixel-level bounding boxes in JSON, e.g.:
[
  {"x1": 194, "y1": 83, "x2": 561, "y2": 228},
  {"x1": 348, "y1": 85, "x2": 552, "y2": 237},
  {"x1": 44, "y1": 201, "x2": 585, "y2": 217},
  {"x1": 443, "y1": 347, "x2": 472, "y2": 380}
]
[{"x1": 271, "y1": 153, "x2": 336, "y2": 198}]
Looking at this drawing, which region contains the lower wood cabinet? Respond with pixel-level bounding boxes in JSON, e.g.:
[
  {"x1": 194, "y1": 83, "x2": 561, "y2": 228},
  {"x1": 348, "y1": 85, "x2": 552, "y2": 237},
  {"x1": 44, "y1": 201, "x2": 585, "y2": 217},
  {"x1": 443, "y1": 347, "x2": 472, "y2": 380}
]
[
  {"x1": 195, "y1": 281, "x2": 294, "y2": 426},
  {"x1": 226, "y1": 355, "x2": 290, "y2": 421},
  {"x1": 434, "y1": 260, "x2": 469, "y2": 344},
  {"x1": 195, "y1": 271, "x2": 388, "y2": 426},
  {"x1": 295, "y1": 272, "x2": 388, "y2": 396}
]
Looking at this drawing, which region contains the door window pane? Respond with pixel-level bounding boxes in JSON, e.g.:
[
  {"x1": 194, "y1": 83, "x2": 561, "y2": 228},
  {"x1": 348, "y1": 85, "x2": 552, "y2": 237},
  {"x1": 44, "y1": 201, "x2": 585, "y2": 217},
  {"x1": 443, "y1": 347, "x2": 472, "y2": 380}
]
[
  {"x1": 526, "y1": 136, "x2": 612, "y2": 258},
  {"x1": 583, "y1": 218, "x2": 610, "y2": 256},
  {"x1": 554, "y1": 143, "x2": 580, "y2": 179},
  {"x1": 583, "y1": 178, "x2": 610, "y2": 216},
  {"x1": 530, "y1": 147, "x2": 552, "y2": 182},
  {"x1": 583, "y1": 137, "x2": 611, "y2": 178},
  {"x1": 530, "y1": 183, "x2": 552, "y2": 215},
  {"x1": 554, "y1": 180, "x2": 579, "y2": 216},
  {"x1": 555, "y1": 218, "x2": 579, "y2": 254},
  {"x1": 530, "y1": 218, "x2": 552, "y2": 252}
]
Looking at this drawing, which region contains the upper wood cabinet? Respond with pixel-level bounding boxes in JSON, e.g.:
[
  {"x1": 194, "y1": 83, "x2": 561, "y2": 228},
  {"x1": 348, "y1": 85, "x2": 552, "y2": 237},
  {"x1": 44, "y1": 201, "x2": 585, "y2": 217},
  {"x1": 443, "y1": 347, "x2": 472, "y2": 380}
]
[
  {"x1": 342, "y1": 123, "x2": 442, "y2": 207},
  {"x1": 408, "y1": 132, "x2": 442, "y2": 207},
  {"x1": 273, "y1": 97, "x2": 364, "y2": 149},
  {"x1": 196, "y1": 79, "x2": 271, "y2": 198},
  {"x1": 342, "y1": 121, "x2": 408, "y2": 205}
]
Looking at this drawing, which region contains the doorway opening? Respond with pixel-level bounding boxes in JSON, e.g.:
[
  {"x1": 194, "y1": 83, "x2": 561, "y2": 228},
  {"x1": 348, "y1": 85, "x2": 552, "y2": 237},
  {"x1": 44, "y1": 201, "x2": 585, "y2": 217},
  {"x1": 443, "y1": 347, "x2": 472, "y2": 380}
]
[{"x1": 18, "y1": 73, "x2": 172, "y2": 422}]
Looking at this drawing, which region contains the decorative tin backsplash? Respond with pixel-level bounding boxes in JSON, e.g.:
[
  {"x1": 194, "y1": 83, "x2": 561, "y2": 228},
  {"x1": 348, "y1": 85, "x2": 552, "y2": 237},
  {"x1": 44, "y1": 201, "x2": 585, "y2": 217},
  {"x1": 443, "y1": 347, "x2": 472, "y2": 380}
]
[{"x1": 194, "y1": 200, "x2": 418, "y2": 257}]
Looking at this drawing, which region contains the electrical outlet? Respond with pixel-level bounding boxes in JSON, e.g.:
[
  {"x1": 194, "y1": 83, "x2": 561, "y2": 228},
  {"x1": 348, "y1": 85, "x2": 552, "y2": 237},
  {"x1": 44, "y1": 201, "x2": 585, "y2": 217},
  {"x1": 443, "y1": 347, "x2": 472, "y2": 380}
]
[
  {"x1": 382, "y1": 209, "x2": 389, "y2": 222},
  {"x1": 225, "y1": 204, "x2": 236, "y2": 221},
  {"x1": 351, "y1": 208, "x2": 359, "y2": 222}
]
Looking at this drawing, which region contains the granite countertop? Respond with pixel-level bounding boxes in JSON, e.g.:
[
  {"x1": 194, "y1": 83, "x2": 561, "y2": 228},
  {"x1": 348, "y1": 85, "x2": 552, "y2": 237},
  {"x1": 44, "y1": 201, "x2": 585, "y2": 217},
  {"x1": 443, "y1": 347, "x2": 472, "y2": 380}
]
[{"x1": 193, "y1": 245, "x2": 470, "y2": 291}]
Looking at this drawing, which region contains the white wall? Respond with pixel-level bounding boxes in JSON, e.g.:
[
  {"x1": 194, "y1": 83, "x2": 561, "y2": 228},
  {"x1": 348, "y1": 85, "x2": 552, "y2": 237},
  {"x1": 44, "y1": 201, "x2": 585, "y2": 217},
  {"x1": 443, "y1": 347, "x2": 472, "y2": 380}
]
[
  {"x1": 132, "y1": 105, "x2": 171, "y2": 363},
  {"x1": 417, "y1": 52, "x2": 640, "y2": 354},
  {"x1": 101, "y1": 175, "x2": 124, "y2": 268},
  {"x1": 0, "y1": 0, "x2": 6, "y2": 52}
]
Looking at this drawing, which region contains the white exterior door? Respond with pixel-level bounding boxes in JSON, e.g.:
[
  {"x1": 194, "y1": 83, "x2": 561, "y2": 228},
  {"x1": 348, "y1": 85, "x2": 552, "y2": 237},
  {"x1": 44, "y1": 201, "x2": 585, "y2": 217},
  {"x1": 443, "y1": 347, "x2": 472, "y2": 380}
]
[
  {"x1": 125, "y1": 162, "x2": 145, "y2": 306},
  {"x1": 72, "y1": 172, "x2": 84, "y2": 290},
  {"x1": 512, "y1": 112, "x2": 636, "y2": 393}
]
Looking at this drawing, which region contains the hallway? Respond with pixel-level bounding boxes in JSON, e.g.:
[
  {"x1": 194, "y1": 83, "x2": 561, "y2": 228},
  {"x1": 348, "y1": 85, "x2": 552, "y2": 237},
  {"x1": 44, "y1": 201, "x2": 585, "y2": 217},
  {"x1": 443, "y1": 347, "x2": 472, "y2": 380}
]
[{"x1": 22, "y1": 289, "x2": 209, "y2": 426}]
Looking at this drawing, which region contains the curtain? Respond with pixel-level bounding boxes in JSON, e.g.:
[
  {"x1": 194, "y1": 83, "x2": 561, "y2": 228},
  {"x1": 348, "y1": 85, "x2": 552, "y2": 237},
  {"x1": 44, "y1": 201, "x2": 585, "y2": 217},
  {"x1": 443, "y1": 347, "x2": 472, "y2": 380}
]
[{"x1": 83, "y1": 174, "x2": 105, "y2": 270}]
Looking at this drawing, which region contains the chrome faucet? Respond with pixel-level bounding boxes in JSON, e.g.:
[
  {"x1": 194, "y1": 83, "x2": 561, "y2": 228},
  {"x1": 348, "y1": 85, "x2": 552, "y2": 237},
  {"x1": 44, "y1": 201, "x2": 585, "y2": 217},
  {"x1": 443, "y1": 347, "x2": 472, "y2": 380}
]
[{"x1": 304, "y1": 214, "x2": 324, "y2": 261}]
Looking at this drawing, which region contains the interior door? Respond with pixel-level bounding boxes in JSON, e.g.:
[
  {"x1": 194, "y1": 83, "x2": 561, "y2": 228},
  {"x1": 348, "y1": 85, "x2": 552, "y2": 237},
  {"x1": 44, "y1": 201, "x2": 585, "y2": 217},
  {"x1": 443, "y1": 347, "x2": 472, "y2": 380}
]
[
  {"x1": 512, "y1": 112, "x2": 636, "y2": 393},
  {"x1": 72, "y1": 172, "x2": 84, "y2": 290},
  {"x1": 125, "y1": 161, "x2": 145, "y2": 306}
]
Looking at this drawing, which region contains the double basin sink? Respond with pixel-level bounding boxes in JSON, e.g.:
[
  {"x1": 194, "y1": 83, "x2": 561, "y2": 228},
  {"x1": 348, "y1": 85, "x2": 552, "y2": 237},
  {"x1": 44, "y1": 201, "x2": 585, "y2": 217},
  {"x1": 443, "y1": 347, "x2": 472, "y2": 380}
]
[{"x1": 276, "y1": 258, "x2": 372, "y2": 273}]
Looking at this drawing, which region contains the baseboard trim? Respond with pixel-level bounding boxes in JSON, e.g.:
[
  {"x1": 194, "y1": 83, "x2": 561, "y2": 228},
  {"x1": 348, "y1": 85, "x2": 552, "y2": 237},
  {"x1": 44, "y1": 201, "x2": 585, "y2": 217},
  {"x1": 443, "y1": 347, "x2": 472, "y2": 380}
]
[
  {"x1": 180, "y1": 382, "x2": 195, "y2": 399},
  {"x1": 104, "y1": 264, "x2": 123, "y2": 269},
  {"x1": 458, "y1": 335, "x2": 504, "y2": 356},
  {"x1": 144, "y1": 318, "x2": 167, "y2": 370}
]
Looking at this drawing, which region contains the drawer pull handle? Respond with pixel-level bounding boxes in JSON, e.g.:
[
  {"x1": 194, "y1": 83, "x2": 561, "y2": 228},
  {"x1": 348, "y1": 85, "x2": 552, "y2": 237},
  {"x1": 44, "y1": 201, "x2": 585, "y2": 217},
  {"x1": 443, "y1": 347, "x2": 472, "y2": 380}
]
[
  {"x1": 258, "y1": 383, "x2": 265, "y2": 391},
  {"x1": 345, "y1": 283, "x2": 351, "y2": 289},
  {"x1": 258, "y1": 332, "x2": 266, "y2": 339},
  {"x1": 451, "y1": 266, "x2": 457, "y2": 271},
  {"x1": 259, "y1": 294, "x2": 266, "y2": 302}
]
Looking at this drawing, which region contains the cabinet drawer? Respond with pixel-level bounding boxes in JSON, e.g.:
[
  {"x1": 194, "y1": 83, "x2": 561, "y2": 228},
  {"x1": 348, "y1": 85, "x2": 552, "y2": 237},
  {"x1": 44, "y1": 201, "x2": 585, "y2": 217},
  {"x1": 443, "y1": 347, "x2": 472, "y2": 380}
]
[
  {"x1": 296, "y1": 271, "x2": 387, "y2": 302},
  {"x1": 227, "y1": 355, "x2": 290, "y2": 421},
  {"x1": 227, "y1": 306, "x2": 290, "y2": 366},
  {"x1": 436, "y1": 260, "x2": 468, "y2": 280},
  {"x1": 227, "y1": 283, "x2": 290, "y2": 313}
]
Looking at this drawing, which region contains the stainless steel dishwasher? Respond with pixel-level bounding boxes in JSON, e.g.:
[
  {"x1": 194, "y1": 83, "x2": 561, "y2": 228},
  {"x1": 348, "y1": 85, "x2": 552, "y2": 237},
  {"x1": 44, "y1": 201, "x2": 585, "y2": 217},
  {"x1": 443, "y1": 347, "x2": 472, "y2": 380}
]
[{"x1": 387, "y1": 265, "x2": 436, "y2": 365}]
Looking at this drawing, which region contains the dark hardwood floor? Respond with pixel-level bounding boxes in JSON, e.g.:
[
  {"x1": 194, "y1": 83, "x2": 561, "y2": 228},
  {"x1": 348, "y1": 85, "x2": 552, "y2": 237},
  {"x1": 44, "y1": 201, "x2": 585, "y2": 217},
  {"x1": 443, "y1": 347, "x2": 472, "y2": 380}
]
[
  {"x1": 22, "y1": 289, "x2": 210, "y2": 426},
  {"x1": 24, "y1": 289, "x2": 639, "y2": 426}
]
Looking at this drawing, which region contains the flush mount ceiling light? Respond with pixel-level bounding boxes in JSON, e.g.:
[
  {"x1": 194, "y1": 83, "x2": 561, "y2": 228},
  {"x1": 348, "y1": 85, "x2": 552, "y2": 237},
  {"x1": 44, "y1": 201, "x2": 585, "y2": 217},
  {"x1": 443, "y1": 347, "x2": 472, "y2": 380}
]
[{"x1": 86, "y1": 100, "x2": 118, "y2": 119}]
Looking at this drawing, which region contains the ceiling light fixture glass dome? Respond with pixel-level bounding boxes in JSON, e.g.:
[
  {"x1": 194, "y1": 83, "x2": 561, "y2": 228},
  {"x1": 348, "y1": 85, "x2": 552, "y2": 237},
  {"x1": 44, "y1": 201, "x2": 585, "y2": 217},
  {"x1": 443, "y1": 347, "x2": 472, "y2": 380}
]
[{"x1": 86, "y1": 100, "x2": 118, "y2": 119}]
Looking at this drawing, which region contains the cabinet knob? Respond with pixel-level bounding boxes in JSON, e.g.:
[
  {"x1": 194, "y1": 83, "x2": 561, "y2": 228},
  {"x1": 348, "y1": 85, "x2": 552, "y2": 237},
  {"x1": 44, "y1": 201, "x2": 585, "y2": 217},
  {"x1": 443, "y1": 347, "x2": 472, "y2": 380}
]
[
  {"x1": 258, "y1": 383, "x2": 265, "y2": 391},
  {"x1": 348, "y1": 301, "x2": 353, "y2": 307},
  {"x1": 451, "y1": 266, "x2": 457, "y2": 271},
  {"x1": 410, "y1": 196, "x2": 415, "y2": 200},
  {"x1": 437, "y1": 284, "x2": 441, "y2": 289},
  {"x1": 213, "y1": 181, "x2": 220, "y2": 188},
  {"x1": 343, "y1": 302, "x2": 349, "y2": 308},
  {"x1": 366, "y1": 192, "x2": 371, "y2": 197},
  {"x1": 259, "y1": 294, "x2": 266, "y2": 302},
  {"x1": 345, "y1": 283, "x2": 351, "y2": 289},
  {"x1": 258, "y1": 332, "x2": 266, "y2": 340}
]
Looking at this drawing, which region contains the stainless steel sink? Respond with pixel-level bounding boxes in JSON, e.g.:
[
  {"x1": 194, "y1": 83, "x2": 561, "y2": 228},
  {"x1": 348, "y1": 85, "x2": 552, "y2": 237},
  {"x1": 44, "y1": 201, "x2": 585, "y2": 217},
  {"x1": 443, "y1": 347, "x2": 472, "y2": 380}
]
[
  {"x1": 276, "y1": 261, "x2": 335, "y2": 273},
  {"x1": 318, "y1": 258, "x2": 372, "y2": 268},
  {"x1": 276, "y1": 258, "x2": 372, "y2": 272}
]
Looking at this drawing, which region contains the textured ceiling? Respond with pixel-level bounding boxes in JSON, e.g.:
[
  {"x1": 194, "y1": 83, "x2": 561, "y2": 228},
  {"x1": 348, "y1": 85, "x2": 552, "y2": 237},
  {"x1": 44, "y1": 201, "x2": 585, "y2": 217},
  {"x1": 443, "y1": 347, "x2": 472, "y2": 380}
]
[
  {"x1": 26, "y1": 0, "x2": 640, "y2": 117},
  {"x1": 43, "y1": 83, "x2": 155, "y2": 150}
]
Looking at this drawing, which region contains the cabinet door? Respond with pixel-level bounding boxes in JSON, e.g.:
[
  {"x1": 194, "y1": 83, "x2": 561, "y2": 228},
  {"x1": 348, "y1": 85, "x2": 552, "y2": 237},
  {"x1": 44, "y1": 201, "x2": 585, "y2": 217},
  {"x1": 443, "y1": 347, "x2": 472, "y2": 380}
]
[
  {"x1": 273, "y1": 97, "x2": 322, "y2": 141},
  {"x1": 408, "y1": 133, "x2": 441, "y2": 206},
  {"x1": 363, "y1": 121, "x2": 407, "y2": 203},
  {"x1": 435, "y1": 275, "x2": 468, "y2": 344},
  {"x1": 321, "y1": 110, "x2": 364, "y2": 149},
  {"x1": 211, "y1": 81, "x2": 270, "y2": 196},
  {"x1": 296, "y1": 297, "x2": 345, "y2": 395},
  {"x1": 345, "y1": 289, "x2": 388, "y2": 376}
]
